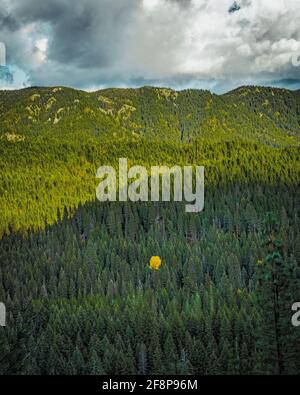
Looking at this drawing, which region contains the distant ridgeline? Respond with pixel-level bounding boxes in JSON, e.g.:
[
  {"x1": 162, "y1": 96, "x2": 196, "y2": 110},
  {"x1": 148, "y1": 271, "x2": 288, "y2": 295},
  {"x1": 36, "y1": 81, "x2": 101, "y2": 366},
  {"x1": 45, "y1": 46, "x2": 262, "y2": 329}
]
[{"x1": 0, "y1": 85, "x2": 299, "y2": 236}]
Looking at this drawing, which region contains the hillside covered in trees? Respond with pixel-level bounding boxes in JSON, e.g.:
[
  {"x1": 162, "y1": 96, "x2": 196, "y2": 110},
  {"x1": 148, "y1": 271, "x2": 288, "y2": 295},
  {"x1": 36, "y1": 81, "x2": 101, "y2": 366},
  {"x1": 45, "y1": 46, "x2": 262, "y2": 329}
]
[
  {"x1": 0, "y1": 86, "x2": 299, "y2": 374},
  {"x1": 0, "y1": 85, "x2": 300, "y2": 237}
]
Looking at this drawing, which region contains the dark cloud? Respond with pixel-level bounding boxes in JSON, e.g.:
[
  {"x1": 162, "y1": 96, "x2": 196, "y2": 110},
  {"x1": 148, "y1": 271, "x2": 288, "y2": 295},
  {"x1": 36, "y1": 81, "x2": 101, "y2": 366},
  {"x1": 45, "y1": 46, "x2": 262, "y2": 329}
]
[
  {"x1": 0, "y1": 11, "x2": 19, "y2": 31},
  {"x1": 268, "y1": 78, "x2": 300, "y2": 90},
  {"x1": 5, "y1": 0, "x2": 139, "y2": 68},
  {"x1": 228, "y1": 2, "x2": 241, "y2": 14}
]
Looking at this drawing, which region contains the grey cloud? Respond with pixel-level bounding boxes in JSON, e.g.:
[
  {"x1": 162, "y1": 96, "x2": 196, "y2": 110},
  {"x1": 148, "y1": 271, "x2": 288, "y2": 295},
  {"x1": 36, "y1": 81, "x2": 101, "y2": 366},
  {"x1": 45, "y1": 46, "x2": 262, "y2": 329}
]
[
  {"x1": 5, "y1": 0, "x2": 139, "y2": 68},
  {"x1": 166, "y1": 0, "x2": 193, "y2": 7},
  {"x1": 0, "y1": 11, "x2": 19, "y2": 31},
  {"x1": 0, "y1": 0, "x2": 300, "y2": 91},
  {"x1": 0, "y1": 66, "x2": 13, "y2": 83}
]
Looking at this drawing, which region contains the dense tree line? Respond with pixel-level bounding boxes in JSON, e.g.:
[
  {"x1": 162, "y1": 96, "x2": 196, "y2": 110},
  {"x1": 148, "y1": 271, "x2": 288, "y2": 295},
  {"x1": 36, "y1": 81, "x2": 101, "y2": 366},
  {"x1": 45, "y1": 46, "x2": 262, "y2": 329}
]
[
  {"x1": 0, "y1": 184, "x2": 299, "y2": 374},
  {"x1": 0, "y1": 136, "x2": 299, "y2": 238}
]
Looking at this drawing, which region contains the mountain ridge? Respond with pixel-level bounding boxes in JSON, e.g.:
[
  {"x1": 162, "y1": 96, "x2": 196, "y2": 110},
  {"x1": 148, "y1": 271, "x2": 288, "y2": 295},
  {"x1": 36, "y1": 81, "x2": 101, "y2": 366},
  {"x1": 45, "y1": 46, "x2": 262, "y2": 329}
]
[
  {"x1": 0, "y1": 84, "x2": 299, "y2": 237},
  {"x1": 1, "y1": 85, "x2": 300, "y2": 146}
]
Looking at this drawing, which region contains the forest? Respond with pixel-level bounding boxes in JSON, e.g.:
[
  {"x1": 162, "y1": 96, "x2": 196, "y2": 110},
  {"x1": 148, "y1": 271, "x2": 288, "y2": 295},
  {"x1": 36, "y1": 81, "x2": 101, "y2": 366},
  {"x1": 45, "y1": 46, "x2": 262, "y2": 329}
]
[{"x1": 0, "y1": 85, "x2": 299, "y2": 374}]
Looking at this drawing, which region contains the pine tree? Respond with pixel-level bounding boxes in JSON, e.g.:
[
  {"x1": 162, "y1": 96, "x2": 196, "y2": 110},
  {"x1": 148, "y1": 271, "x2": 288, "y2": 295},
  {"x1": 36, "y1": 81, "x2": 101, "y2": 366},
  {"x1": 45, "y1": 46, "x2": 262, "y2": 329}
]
[{"x1": 255, "y1": 213, "x2": 300, "y2": 374}]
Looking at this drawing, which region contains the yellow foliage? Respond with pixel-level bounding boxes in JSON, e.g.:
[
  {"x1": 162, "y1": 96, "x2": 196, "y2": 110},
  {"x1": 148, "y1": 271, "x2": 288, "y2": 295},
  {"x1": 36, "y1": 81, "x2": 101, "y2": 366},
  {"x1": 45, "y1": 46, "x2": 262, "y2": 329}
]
[
  {"x1": 30, "y1": 93, "x2": 40, "y2": 102},
  {"x1": 155, "y1": 88, "x2": 178, "y2": 100},
  {"x1": 150, "y1": 256, "x2": 162, "y2": 271},
  {"x1": 46, "y1": 97, "x2": 57, "y2": 110},
  {"x1": 1, "y1": 133, "x2": 25, "y2": 142}
]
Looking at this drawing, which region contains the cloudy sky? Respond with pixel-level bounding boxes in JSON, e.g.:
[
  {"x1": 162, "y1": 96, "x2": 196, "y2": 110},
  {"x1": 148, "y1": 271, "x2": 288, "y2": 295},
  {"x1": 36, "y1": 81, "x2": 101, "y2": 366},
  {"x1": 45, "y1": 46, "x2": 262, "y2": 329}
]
[{"x1": 0, "y1": 0, "x2": 300, "y2": 92}]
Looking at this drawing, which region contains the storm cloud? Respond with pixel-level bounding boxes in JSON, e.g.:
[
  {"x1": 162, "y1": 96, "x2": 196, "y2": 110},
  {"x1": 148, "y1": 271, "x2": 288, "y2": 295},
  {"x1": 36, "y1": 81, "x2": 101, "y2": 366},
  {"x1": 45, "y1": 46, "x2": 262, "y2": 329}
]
[{"x1": 0, "y1": 0, "x2": 300, "y2": 91}]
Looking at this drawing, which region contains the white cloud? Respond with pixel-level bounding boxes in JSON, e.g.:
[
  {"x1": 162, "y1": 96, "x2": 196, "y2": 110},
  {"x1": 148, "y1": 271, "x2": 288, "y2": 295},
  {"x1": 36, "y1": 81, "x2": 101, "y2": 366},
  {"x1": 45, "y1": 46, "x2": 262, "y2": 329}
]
[
  {"x1": 34, "y1": 38, "x2": 48, "y2": 64},
  {"x1": 0, "y1": 0, "x2": 300, "y2": 91},
  {"x1": 142, "y1": 0, "x2": 160, "y2": 11},
  {"x1": 35, "y1": 38, "x2": 48, "y2": 53}
]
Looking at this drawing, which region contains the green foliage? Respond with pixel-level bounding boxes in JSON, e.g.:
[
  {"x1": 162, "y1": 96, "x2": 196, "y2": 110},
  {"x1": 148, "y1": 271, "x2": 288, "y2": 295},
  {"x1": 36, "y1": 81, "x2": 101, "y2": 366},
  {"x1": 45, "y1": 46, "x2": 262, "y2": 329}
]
[
  {"x1": 255, "y1": 215, "x2": 300, "y2": 374},
  {"x1": 0, "y1": 184, "x2": 299, "y2": 374},
  {"x1": 0, "y1": 85, "x2": 299, "y2": 375}
]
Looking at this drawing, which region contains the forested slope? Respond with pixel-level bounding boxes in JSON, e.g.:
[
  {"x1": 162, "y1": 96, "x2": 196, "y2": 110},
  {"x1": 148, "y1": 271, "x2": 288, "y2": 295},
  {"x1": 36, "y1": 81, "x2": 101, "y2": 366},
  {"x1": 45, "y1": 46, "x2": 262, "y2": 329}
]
[
  {"x1": 0, "y1": 85, "x2": 300, "y2": 237},
  {"x1": 0, "y1": 86, "x2": 299, "y2": 375},
  {"x1": 1, "y1": 85, "x2": 300, "y2": 143}
]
